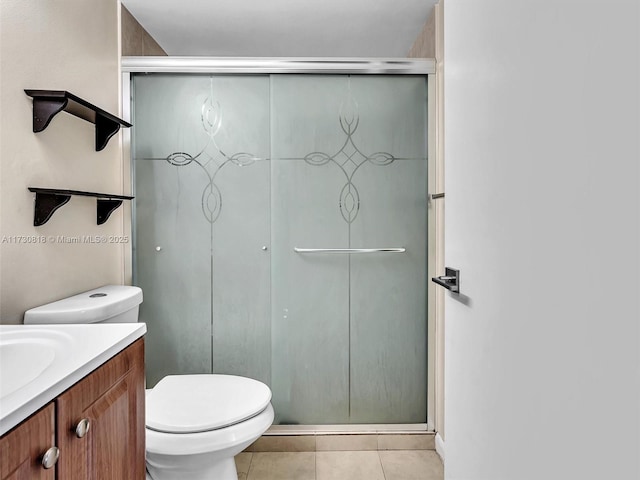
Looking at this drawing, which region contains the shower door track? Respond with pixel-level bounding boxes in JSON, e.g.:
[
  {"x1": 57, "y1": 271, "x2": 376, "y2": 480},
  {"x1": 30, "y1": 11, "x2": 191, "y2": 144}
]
[
  {"x1": 121, "y1": 57, "x2": 439, "y2": 435},
  {"x1": 121, "y1": 56, "x2": 435, "y2": 75},
  {"x1": 266, "y1": 424, "x2": 429, "y2": 435}
]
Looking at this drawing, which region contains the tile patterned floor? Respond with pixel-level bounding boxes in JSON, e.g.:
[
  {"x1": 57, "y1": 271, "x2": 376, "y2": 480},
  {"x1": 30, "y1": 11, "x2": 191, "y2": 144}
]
[{"x1": 235, "y1": 450, "x2": 443, "y2": 480}]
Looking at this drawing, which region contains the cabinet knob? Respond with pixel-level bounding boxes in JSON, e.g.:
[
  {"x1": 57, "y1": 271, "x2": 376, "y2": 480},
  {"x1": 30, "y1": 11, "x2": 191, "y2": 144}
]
[
  {"x1": 41, "y1": 446, "x2": 59, "y2": 469},
  {"x1": 75, "y1": 418, "x2": 91, "y2": 438}
]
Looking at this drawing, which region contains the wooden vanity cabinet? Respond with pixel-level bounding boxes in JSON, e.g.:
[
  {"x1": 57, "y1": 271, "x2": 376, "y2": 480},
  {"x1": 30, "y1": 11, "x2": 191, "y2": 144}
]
[
  {"x1": 56, "y1": 339, "x2": 145, "y2": 480},
  {"x1": 0, "y1": 404, "x2": 55, "y2": 480},
  {"x1": 0, "y1": 339, "x2": 145, "y2": 480}
]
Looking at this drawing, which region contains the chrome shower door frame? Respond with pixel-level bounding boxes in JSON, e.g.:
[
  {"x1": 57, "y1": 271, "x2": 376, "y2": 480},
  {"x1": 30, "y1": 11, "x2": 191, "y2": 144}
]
[{"x1": 120, "y1": 57, "x2": 439, "y2": 435}]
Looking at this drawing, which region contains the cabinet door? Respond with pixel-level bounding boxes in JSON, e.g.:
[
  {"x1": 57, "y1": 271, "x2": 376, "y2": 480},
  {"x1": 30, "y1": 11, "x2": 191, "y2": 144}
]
[
  {"x1": 56, "y1": 339, "x2": 145, "y2": 480},
  {"x1": 0, "y1": 403, "x2": 56, "y2": 480}
]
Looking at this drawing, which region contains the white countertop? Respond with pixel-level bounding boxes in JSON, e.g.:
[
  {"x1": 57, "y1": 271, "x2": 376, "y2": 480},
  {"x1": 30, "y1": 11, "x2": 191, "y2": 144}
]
[{"x1": 0, "y1": 323, "x2": 146, "y2": 436}]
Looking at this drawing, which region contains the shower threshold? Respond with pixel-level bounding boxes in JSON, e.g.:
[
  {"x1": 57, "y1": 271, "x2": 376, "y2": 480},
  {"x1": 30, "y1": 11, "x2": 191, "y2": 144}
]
[{"x1": 265, "y1": 423, "x2": 431, "y2": 435}]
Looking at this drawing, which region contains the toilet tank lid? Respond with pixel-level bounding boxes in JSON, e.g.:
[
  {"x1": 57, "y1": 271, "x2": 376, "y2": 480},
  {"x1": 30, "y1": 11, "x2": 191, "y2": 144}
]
[
  {"x1": 23, "y1": 285, "x2": 143, "y2": 324},
  {"x1": 146, "y1": 374, "x2": 272, "y2": 434}
]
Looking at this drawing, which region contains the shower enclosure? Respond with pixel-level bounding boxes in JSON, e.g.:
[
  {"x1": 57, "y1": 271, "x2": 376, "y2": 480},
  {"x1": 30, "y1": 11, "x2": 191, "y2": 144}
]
[{"x1": 124, "y1": 58, "x2": 435, "y2": 429}]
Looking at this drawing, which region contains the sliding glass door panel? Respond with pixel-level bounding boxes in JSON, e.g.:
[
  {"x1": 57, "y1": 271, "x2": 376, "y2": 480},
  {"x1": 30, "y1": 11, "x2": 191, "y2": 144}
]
[
  {"x1": 270, "y1": 75, "x2": 428, "y2": 423},
  {"x1": 133, "y1": 74, "x2": 271, "y2": 387}
]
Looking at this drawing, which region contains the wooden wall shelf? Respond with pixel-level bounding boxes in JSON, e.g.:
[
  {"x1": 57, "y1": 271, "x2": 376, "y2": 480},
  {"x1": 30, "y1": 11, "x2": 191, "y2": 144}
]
[
  {"x1": 25, "y1": 90, "x2": 132, "y2": 151},
  {"x1": 28, "y1": 188, "x2": 134, "y2": 226}
]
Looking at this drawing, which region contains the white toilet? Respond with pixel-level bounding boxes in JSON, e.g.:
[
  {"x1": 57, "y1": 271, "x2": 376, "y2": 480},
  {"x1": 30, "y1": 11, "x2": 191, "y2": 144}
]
[{"x1": 24, "y1": 285, "x2": 274, "y2": 480}]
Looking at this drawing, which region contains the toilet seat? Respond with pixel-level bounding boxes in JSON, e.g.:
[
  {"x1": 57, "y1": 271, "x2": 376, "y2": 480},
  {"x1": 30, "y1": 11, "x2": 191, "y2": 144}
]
[
  {"x1": 146, "y1": 402, "x2": 275, "y2": 456},
  {"x1": 146, "y1": 374, "x2": 271, "y2": 434}
]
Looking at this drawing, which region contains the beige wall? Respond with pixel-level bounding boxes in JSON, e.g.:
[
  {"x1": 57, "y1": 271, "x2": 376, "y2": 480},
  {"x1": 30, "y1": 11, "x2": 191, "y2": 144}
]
[
  {"x1": 408, "y1": 7, "x2": 436, "y2": 58},
  {"x1": 121, "y1": 6, "x2": 167, "y2": 56},
  {"x1": 0, "y1": 0, "x2": 126, "y2": 324}
]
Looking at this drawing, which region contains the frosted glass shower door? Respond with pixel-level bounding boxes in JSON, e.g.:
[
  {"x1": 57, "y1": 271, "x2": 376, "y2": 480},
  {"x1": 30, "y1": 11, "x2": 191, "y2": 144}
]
[
  {"x1": 271, "y1": 75, "x2": 428, "y2": 424},
  {"x1": 133, "y1": 73, "x2": 428, "y2": 425},
  {"x1": 133, "y1": 75, "x2": 271, "y2": 387}
]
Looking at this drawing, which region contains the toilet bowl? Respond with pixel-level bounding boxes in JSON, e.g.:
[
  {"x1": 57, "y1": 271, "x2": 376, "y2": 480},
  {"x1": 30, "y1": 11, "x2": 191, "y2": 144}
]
[
  {"x1": 24, "y1": 286, "x2": 274, "y2": 480},
  {"x1": 146, "y1": 404, "x2": 274, "y2": 480},
  {"x1": 145, "y1": 374, "x2": 274, "y2": 480}
]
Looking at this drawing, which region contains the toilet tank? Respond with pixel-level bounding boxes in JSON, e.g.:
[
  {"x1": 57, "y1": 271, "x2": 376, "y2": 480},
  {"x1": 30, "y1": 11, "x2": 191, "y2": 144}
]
[{"x1": 24, "y1": 285, "x2": 143, "y2": 324}]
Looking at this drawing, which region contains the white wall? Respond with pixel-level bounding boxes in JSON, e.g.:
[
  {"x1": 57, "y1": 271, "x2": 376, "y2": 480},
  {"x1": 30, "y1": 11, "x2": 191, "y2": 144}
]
[
  {"x1": 444, "y1": 1, "x2": 639, "y2": 479},
  {"x1": 0, "y1": 0, "x2": 126, "y2": 324}
]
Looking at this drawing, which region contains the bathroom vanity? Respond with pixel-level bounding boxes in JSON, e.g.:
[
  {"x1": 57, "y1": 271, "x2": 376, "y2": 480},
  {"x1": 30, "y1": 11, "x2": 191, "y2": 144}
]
[{"x1": 0, "y1": 324, "x2": 146, "y2": 479}]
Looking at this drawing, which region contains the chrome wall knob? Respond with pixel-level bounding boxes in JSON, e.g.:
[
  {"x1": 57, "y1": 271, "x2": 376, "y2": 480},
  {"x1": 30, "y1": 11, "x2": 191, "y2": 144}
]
[
  {"x1": 75, "y1": 418, "x2": 91, "y2": 438},
  {"x1": 41, "y1": 446, "x2": 59, "y2": 469}
]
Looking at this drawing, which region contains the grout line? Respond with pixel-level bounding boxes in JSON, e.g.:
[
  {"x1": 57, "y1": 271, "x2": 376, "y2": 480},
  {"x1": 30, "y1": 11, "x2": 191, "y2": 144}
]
[
  {"x1": 378, "y1": 450, "x2": 388, "y2": 480},
  {"x1": 245, "y1": 452, "x2": 254, "y2": 480}
]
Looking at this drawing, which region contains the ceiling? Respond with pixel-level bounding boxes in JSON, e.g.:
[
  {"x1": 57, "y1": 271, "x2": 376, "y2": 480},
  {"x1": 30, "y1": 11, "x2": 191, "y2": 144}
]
[{"x1": 122, "y1": 0, "x2": 436, "y2": 57}]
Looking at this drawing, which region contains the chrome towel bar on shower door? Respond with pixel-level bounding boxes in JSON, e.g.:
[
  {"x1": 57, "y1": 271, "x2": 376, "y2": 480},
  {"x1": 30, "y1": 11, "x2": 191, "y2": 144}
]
[{"x1": 294, "y1": 247, "x2": 406, "y2": 254}]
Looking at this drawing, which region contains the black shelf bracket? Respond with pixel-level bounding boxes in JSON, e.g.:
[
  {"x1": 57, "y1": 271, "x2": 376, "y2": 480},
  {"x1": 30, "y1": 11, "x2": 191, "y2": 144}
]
[
  {"x1": 24, "y1": 90, "x2": 132, "y2": 151},
  {"x1": 28, "y1": 188, "x2": 134, "y2": 226},
  {"x1": 31, "y1": 190, "x2": 72, "y2": 226},
  {"x1": 96, "y1": 199, "x2": 124, "y2": 225},
  {"x1": 432, "y1": 267, "x2": 461, "y2": 293}
]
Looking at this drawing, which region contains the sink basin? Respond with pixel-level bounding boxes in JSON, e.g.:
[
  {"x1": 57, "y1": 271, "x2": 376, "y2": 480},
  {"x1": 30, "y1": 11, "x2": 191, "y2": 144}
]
[
  {"x1": 0, "y1": 328, "x2": 72, "y2": 399},
  {"x1": 0, "y1": 343, "x2": 55, "y2": 398}
]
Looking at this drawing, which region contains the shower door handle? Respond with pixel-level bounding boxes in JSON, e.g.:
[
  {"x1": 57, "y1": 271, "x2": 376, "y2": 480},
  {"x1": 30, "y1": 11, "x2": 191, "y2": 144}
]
[{"x1": 294, "y1": 247, "x2": 406, "y2": 254}]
